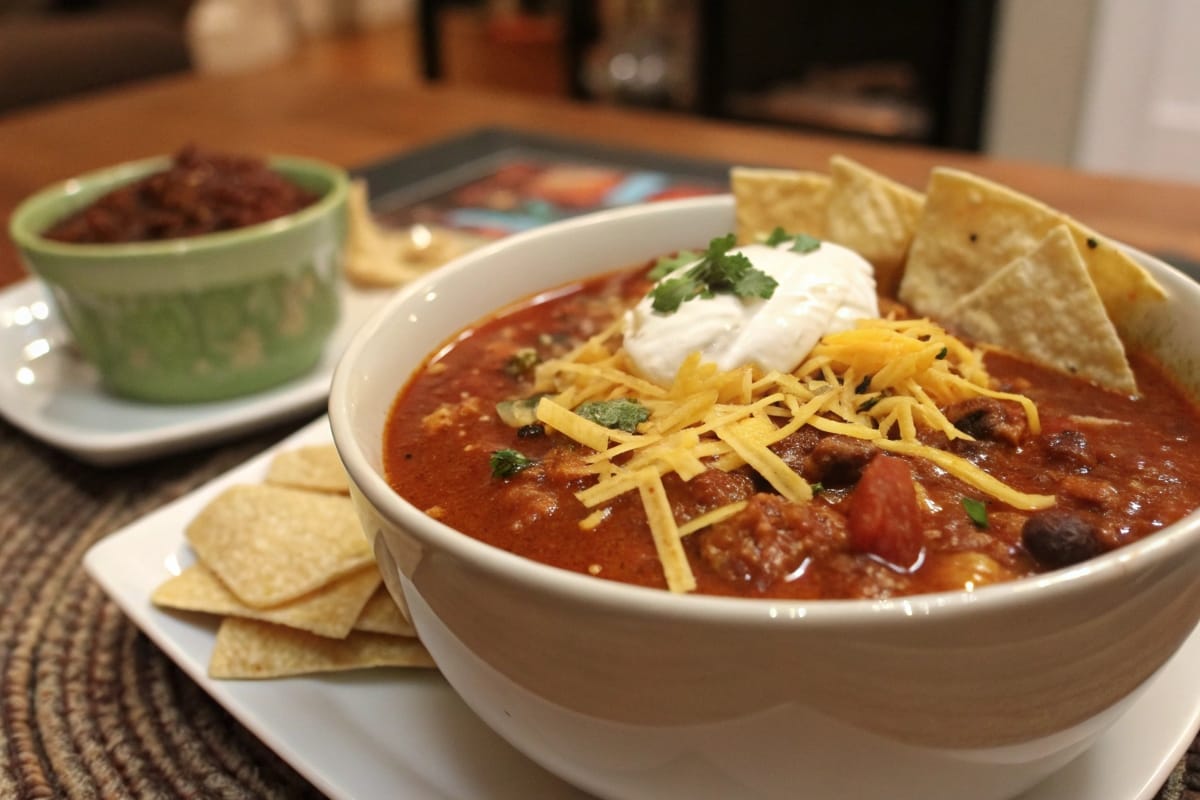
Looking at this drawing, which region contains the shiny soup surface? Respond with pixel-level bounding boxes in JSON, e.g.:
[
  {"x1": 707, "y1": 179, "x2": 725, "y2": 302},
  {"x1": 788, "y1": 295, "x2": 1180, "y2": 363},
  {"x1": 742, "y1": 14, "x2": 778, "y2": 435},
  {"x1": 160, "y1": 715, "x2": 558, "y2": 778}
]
[{"x1": 383, "y1": 261, "x2": 1200, "y2": 599}]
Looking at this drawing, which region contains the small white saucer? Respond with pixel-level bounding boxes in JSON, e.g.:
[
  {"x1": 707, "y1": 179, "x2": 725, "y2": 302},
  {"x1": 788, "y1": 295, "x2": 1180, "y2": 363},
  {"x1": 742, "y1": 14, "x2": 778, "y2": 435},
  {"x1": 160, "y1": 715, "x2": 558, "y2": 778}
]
[{"x1": 0, "y1": 278, "x2": 390, "y2": 465}]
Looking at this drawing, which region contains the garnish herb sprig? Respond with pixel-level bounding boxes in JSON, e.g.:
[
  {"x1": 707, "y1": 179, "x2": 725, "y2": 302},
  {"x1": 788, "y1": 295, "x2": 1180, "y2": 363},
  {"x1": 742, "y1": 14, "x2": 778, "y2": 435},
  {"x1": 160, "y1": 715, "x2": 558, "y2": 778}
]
[
  {"x1": 765, "y1": 227, "x2": 821, "y2": 253},
  {"x1": 503, "y1": 348, "x2": 540, "y2": 377},
  {"x1": 648, "y1": 250, "x2": 700, "y2": 280},
  {"x1": 575, "y1": 398, "x2": 650, "y2": 433},
  {"x1": 490, "y1": 449, "x2": 536, "y2": 478},
  {"x1": 648, "y1": 234, "x2": 778, "y2": 313},
  {"x1": 962, "y1": 497, "x2": 989, "y2": 529}
]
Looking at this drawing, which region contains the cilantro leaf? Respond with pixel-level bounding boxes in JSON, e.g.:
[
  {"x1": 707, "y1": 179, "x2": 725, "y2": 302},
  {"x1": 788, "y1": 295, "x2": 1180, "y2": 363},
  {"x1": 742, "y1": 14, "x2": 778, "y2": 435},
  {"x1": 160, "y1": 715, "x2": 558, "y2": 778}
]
[
  {"x1": 646, "y1": 234, "x2": 778, "y2": 314},
  {"x1": 936, "y1": 346, "x2": 949, "y2": 360},
  {"x1": 698, "y1": 248, "x2": 753, "y2": 289},
  {"x1": 700, "y1": 232, "x2": 739, "y2": 261},
  {"x1": 962, "y1": 496, "x2": 989, "y2": 529},
  {"x1": 503, "y1": 347, "x2": 539, "y2": 377},
  {"x1": 649, "y1": 275, "x2": 700, "y2": 312},
  {"x1": 575, "y1": 398, "x2": 650, "y2": 433},
  {"x1": 490, "y1": 448, "x2": 536, "y2": 478},
  {"x1": 790, "y1": 233, "x2": 821, "y2": 253},
  {"x1": 733, "y1": 267, "x2": 777, "y2": 300},
  {"x1": 764, "y1": 227, "x2": 791, "y2": 246},
  {"x1": 648, "y1": 249, "x2": 700, "y2": 280},
  {"x1": 763, "y1": 228, "x2": 822, "y2": 253}
]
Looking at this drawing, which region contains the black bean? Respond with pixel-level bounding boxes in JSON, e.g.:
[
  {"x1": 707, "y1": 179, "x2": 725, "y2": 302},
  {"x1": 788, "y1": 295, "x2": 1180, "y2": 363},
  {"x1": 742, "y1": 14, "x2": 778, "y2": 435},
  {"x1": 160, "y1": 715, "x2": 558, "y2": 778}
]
[
  {"x1": 517, "y1": 424, "x2": 545, "y2": 438},
  {"x1": 1022, "y1": 511, "x2": 1103, "y2": 568}
]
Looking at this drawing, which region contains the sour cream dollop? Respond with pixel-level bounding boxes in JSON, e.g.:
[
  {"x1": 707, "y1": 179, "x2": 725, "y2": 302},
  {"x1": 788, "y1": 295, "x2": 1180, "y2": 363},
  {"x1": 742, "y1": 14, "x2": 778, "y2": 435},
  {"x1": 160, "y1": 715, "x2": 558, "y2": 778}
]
[{"x1": 623, "y1": 241, "x2": 880, "y2": 386}]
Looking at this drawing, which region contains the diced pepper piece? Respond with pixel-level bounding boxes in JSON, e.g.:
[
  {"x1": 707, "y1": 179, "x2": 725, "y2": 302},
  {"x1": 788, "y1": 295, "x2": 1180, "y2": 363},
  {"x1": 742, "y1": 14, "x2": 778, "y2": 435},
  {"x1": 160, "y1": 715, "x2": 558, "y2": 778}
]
[{"x1": 847, "y1": 454, "x2": 924, "y2": 570}]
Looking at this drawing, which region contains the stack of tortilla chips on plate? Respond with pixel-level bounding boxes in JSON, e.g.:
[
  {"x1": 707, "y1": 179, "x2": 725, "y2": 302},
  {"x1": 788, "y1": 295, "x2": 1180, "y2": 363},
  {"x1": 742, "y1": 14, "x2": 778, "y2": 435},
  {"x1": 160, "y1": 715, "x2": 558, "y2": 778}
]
[
  {"x1": 152, "y1": 445, "x2": 435, "y2": 679},
  {"x1": 732, "y1": 156, "x2": 1166, "y2": 396}
]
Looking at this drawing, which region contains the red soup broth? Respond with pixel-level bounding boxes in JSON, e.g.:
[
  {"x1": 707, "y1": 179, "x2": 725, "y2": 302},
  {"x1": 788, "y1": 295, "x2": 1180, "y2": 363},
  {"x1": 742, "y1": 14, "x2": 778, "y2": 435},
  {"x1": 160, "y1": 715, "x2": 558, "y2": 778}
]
[{"x1": 383, "y1": 261, "x2": 1200, "y2": 600}]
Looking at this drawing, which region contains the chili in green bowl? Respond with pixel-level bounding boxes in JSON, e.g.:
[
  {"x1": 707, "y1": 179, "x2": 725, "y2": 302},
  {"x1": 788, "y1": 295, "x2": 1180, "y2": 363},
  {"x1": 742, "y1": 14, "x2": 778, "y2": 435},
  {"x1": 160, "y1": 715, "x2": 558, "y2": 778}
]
[{"x1": 9, "y1": 149, "x2": 348, "y2": 403}]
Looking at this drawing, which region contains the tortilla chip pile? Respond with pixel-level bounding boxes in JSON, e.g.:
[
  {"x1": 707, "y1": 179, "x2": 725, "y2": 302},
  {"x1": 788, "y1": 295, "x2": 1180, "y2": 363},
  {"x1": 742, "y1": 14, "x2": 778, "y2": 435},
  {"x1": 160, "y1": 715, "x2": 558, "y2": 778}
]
[
  {"x1": 732, "y1": 157, "x2": 1166, "y2": 395},
  {"x1": 152, "y1": 444, "x2": 434, "y2": 679}
]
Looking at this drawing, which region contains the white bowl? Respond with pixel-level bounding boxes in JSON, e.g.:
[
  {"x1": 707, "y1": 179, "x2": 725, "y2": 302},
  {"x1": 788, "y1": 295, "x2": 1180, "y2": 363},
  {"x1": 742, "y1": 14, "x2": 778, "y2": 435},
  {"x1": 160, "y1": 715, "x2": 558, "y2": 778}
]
[{"x1": 329, "y1": 195, "x2": 1200, "y2": 800}]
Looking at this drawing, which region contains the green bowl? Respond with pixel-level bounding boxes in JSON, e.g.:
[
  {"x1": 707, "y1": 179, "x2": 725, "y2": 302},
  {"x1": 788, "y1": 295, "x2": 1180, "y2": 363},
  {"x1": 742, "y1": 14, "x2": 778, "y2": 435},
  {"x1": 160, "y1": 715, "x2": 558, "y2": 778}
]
[{"x1": 9, "y1": 154, "x2": 349, "y2": 403}]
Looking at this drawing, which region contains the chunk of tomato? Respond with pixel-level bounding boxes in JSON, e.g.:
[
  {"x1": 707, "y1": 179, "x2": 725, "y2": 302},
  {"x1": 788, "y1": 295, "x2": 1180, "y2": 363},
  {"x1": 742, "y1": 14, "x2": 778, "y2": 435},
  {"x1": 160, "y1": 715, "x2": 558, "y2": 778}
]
[{"x1": 846, "y1": 454, "x2": 924, "y2": 570}]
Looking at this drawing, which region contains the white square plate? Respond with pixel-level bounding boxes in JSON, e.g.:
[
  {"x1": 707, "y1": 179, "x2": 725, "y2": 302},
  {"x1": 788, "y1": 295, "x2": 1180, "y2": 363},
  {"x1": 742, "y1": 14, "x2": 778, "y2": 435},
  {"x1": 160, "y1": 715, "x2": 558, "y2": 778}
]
[{"x1": 83, "y1": 417, "x2": 1200, "y2": 799}]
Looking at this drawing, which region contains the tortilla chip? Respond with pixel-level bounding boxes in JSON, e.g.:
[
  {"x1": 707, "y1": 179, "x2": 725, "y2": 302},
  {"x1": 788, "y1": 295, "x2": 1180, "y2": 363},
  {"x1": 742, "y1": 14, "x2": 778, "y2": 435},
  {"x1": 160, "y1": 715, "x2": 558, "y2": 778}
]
[
  {"x1": 265, "y1": 444, "x2": 350, "y2": 495},
  {"x1": 731, "y1": 167, "x2": 830, "y2": 244},
  {"x1": 353, "y1": 586, "x2": 416, "y2": 637},
  {"x1": 898, "y1": 168, "x2": 1165, "y2": 336},
  {"x1": 208, "y1": 617, "x2": 436, "y2": 679},
  {"x1": 823, "y1": 155, "x2": 924, "y2": 297},
  {"x1": 152, "y1": 562, "x2": 381, "y2": 639},
  {"x1": 185, "y1": 484, "x2": 373, "y2": 609},
  {"x1": 945, "y1": 225, "x2": 1137, "y2": 394},
  {"x1": 343, "y1": 179, "x2": 481, "y2": 288}
]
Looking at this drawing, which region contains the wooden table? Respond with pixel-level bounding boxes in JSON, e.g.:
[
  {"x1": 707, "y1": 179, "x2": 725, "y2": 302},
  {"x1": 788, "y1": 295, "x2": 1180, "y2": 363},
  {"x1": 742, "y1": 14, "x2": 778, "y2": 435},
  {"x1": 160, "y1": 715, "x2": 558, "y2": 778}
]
[
  {"x1": 5, "y1": 25, "x2": 1200, "y2": 289},
  {"x1": 0, "y1": 23, "x2": 1197, "y2": 800}
]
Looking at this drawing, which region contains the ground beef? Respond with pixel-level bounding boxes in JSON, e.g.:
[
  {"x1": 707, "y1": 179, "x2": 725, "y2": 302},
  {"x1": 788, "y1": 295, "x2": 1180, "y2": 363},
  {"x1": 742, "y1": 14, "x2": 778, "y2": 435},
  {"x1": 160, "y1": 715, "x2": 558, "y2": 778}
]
[
  {"x1": 1044, "y1": 430, "x2": 1096, "y2": 470},
  {"x1": 769, "y1": 428, "x2": 820, "y2": 474},
  {"x1": 770, "y1": 431, "x2": 883, "y2": 487},
  {"x1": 1057, "y1": 474, "x2": 1120, "y2": 511},
  {"x1": 680, "y1": 468, "x2": 755, "y2": 515},
  {"x1": 44, "y1": 145, "x2": 318, "y2": 243},
  {"x1": 944, "y1": 397, "x2": 1028, "y2": 445},
  {"x1": 697, "y1": 493, "x2": 848, "y2": 592},
  {"x1": 802, "y1": 435, "x2": 878, "y2": 486}
]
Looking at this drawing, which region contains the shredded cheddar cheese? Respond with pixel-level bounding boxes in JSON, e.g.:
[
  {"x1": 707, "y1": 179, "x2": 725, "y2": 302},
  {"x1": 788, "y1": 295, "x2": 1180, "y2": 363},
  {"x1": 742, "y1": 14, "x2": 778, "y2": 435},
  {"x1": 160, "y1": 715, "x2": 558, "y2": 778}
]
[
  {"x1": 526, "y1": 316, "x2": 1054, "y2": 593},
  {"x1": 677, "y1": 501, "x2": 749, "y2": 538},
  {"x1": 636, "y1": 469, "x2": 697, "y2": 593}
]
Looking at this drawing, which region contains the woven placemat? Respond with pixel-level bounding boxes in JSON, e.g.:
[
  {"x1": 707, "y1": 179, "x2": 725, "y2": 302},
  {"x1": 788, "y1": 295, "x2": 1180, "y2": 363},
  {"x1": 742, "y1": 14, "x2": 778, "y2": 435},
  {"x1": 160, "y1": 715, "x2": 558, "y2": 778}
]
[
  {"x1": 0, "y1": 418, "x2": 323, "y2": 799},
  {"x1": 0, "y1": 416, "x2": 1196, "y2": 799}
]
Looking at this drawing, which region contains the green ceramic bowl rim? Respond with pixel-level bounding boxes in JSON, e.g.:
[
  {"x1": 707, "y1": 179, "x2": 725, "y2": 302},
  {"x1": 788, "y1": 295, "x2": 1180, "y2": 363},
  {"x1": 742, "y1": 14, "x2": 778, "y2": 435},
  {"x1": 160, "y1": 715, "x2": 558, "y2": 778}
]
[{"x1": 8, "y1": 154, "x2": 350, "y2": 259}]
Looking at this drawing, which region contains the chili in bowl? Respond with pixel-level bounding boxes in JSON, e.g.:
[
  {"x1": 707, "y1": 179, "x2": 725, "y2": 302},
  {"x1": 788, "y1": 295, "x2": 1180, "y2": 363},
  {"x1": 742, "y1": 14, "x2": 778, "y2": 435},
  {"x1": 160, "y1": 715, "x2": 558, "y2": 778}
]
[
  {"x1": 330, "y1": 178, "x2": 1200, "y2": 799},
  {"x1": 9, "y1": 147, "x2": 348, "y2": 403}
]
